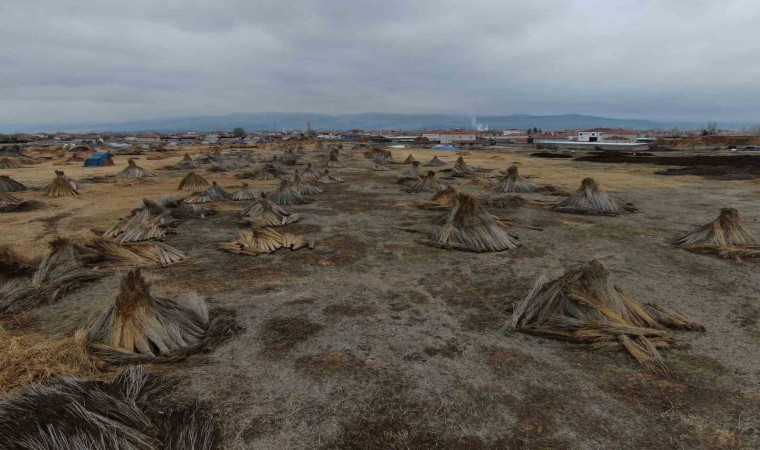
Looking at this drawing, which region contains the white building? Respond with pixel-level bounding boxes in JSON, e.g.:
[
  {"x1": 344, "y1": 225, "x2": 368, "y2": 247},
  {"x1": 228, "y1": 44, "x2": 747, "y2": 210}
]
[
  {"x1": 578, "y1": 128, "x2": 638, "y2": 143},
  {"x1": 477, "y1": 131, "x2": 505, "y2": 141},
  {"x1": 422, "y1": 131, "x2": 477, "y2": 144}
]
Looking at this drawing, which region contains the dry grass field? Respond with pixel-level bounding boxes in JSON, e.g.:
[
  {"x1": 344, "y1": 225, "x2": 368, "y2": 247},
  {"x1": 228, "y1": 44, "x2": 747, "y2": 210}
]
[{"x1": 1, "y1": 144, "x2": 758, "y2": 449}]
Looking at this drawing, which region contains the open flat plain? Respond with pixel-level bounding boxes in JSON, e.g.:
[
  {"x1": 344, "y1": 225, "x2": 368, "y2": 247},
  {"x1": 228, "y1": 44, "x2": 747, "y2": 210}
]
[{"x1": 1, "y1": 144, "x2": 758, "y2": 449}]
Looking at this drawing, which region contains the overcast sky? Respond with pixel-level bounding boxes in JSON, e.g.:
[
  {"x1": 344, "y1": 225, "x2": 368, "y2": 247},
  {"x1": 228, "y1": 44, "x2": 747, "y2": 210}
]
[{"x1": 1, "y1": 0, "x2": 759, "y2": 126}]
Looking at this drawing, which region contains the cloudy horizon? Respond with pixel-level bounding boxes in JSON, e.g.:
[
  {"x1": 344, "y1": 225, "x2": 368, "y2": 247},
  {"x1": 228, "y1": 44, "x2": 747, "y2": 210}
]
[{"x1": 2, "y1": 0, "x2": 759, "y2": 128}]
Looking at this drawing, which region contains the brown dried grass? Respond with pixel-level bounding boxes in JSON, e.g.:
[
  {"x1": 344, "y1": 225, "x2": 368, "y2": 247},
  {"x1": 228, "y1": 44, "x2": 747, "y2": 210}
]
[{"x1": 0, "y1": 327, "x2": 101, "y2": 398}]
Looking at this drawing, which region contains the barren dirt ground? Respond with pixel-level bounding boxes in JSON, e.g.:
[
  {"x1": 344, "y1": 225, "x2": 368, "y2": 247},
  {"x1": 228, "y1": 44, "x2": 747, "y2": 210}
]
[{"x1": 1, "y1": 145, "x2": 759, "y2": 449}]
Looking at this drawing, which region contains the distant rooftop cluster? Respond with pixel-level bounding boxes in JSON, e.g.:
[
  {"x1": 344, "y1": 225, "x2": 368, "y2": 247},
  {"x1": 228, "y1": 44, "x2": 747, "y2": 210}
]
[{"x1": 0, "y1": 125, "x2": 748, "y2": 150}]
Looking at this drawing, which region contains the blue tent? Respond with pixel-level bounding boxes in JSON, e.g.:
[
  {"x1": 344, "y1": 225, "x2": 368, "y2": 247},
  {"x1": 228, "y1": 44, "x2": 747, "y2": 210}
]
[
  {"x1": 432, "y1": 145, "x2": 459, "y2": 150},
  {"x1": 83, "y1": 152, "x2": 114, "y2": 167}
]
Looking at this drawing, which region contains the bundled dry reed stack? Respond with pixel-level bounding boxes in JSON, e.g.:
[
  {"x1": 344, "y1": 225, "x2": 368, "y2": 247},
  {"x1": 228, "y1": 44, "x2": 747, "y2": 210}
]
[
  {"x1": 183, "y1": 189, "x2": 218, "y2": 205},
  {"x1": 241, "y1": 196, "x2": 300, "y2": 226},
  {"x1": 207, "y1": 181, "x2": 230, "y2": 198},
  {"x1": 492, "y1": 165, "x2": 539, "y2": 193},
  {"x1": 403, "y1": 154, "x2": 417, "y2": 164},
  {"x1": 407, "y1": 171, "x2": 444, "y2": 192},
  {"x1": 170, "y1": 153, "x2": 197, "y2": 170},
  {"x1": 424, "y1": 193, "x2": 519, "y2": 252},
  {"x1": 218, "y1": 226, "x2": 312, "y2": 255},
  {"x1": 553, "y1": 177, "x2": 628, "y2": 215},
  {"x1": 327, "y1": 149, "x2": 346, "y2": 168},
  {"x1": 0, "y1": 366, "x2": 221, "y2": 449},
  {"x1": 0, "y1": 192, "x2": 22, "y2": 212},
  {"x1": 452, "y1": 156, "x2": 478, "y2": 175},
  {"x1": 268, "y1": 179, "x2": 310, "y2": 205},
  {"x1": 86, "y1": 268, "x2": 230, "y2": 363},
  {"x1": 65, "y1": 152, "x2": 84, "y2": 163},
  {"x1": 130, "y1": 197, "x2": 177, "y2": 226},
  {"x1": 229, "y1": 182, "x2": 258, "y2": 201},
  {"x1": 90, "y1": 239, "x2": 187, "y2": 267},
  {"x1": 46, "y1": 236, "x2": 93, "y2": 264},
  {"x1": 43, "y1": 170, "x2": 79, "y2": 197},
  {"x1": 317, "y1": 169, "x2": 344, "y2": 184},
  {"x1": 0, "y1": 175, "x2": 27, "y2": 193},
  {"x1": 506, "y1": 260, "x2": 705, "y2": 373},
  {"x1": 672, "y1": 208, "x2": 760, "y2": 259},
  {"x1": 107, "y1": 219, "x2": 165, "y2": 243},
  {"x1": 177, "y1": 171, "x2": 210, "y2": 191},
  {"x1": 289, "y1": 170, "x2": 323, "y2": 196},
  {"x1": 64, "y1": 173, "x2": 87, "y2": 191},
  {"x1": 398, "y1": 161, "x2": 421, "y2": 183},
  {"x1": 98, "y1": 198, "x2": 189, "y2": 266},
  {"x1": 425, "y1": 155, "x2": 448, "y2": 167},
  {"x1": 431, "y1": 185, "x2": 458, "y2": 207},
  {"x1": 301, "y1": 163, "x2": 322, "y2": 181},
  {"x1": 0, "y1": 244, "x2": 104, "y2": 314},
  {"x1": 365, "y1": 147, "x2": 395, "y2": 164},
  {"x1": 118, "y1": 158, "x2": 155, "y2": 178},
  {"x1": 416, "y1": 186, "x2": 458, "y2": 211},
  {"x1": 251, "y1": 166, "x2": 276, "y2": 180},
  {"x1": 0, "y1": 157, "x2": 21, "y2": 169}
]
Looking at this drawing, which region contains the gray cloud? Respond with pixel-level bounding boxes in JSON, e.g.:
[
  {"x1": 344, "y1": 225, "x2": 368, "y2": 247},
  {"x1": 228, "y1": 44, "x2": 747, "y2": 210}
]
[{"x1": 1, "y1": 0, "x2": 759, "y2": 127}]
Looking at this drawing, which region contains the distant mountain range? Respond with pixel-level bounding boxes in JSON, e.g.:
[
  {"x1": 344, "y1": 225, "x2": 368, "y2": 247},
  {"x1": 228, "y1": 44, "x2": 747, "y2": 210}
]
[{"x1": 1, "y1": 112, "x2": 708, "y2": 134}]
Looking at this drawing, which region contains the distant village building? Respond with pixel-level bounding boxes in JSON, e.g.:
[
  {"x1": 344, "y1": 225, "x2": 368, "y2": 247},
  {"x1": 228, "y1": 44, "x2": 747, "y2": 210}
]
[
  {"x1": 477, "y1": 130, "x2": 505, "y2": 141},
  {"x1": 204, "y1": 134, "x2": 220, "y2": 144},
  {"x1": 421, "y1": 131, "x2": 477, "y2": 144},
  {"x1": 381, "y1": 135, "x2": 418, "y2": 142},
  {"x1": 136, "y1": 133, "x2": 160, "y2": 142},
  {"x1": 578, "y1": 128, "x2": 638, "y2": 143}
]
